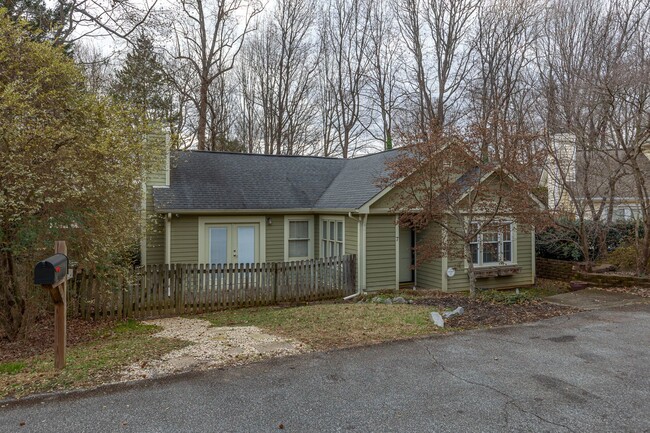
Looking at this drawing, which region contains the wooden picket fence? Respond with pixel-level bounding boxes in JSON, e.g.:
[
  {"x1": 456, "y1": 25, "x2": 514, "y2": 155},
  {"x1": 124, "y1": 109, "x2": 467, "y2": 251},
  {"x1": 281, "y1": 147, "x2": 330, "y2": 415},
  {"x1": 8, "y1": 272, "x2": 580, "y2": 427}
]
[{"x1": 66, "y1": 255, "x2": 356, "y2": 320}]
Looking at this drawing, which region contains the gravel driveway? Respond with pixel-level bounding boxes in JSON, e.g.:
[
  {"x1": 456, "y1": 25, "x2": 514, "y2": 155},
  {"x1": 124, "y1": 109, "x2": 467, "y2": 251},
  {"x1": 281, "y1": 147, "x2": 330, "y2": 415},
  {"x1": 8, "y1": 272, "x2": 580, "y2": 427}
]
[{"x1": 120, "y1": 317, "x2": 308, "y2": 380}]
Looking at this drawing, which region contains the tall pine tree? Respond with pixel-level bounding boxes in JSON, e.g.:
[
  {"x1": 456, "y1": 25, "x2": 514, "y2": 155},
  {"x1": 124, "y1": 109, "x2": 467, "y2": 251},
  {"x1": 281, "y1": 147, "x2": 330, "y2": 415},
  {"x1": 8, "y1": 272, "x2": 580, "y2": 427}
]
[{"x1": 111, "y1": 33, "x2": 178, "y2": 137}]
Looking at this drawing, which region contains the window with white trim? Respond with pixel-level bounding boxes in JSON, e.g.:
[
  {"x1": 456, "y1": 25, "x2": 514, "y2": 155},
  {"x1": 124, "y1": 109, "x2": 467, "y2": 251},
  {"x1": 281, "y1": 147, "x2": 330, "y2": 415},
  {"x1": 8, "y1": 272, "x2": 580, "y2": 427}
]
[
  {"x1": 285, "y1": 218, "x2": 313, "y2": 260},
  {"x1": 321, "y1": 218, "x2": 344, "y2": 257},
  {"x1": 469, "y1": 222, "x2": 513, "y2": 266}
]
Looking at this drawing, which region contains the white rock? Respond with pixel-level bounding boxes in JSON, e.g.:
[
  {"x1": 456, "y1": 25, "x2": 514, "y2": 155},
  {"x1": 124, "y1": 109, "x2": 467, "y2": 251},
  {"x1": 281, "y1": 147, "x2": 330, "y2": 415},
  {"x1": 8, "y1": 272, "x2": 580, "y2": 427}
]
[
  {"x1": 442, "y1": 306, "x2": 464, "y2": 319},
  {"x1": 430, "y1": 312, "x2": 445, "y2": 328}
]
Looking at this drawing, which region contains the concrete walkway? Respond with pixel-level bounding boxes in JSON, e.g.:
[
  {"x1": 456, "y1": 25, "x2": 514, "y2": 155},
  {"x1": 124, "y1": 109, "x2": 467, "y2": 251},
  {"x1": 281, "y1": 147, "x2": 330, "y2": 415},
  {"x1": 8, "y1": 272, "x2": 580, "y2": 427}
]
[
  {"x1": 2, "y1": 304, "x2": 649, "y2": 432},
  {"x1": 545, "y1": 288, "x2": 648, "y2": 310}
]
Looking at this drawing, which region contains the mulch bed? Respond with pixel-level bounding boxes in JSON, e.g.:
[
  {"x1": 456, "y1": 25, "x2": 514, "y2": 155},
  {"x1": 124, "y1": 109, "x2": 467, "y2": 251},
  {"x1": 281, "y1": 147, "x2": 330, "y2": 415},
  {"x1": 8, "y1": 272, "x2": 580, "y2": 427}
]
[
  {"x1": 0, "y1": 316, "x2": 108, "y2": 363},
  {"x1": 411, "y1": 292, "x2": 579, "y2": 329}
]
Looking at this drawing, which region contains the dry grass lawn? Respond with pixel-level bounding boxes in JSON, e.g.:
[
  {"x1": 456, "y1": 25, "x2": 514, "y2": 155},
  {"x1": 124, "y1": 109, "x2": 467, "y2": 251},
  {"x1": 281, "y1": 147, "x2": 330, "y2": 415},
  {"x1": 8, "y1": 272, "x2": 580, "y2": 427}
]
[
  {"x1": 203, "y1": 303, "x2": 442, "y2": 350},
  {"x1": 0, "y1": 320, "x2": 188, "y2": 400}
]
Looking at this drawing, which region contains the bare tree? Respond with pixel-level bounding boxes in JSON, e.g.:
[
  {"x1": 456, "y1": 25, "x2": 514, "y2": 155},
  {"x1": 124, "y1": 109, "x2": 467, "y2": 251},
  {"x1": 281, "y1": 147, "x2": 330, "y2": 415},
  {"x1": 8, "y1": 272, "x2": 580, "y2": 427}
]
[
  {"x1": 601, "y1": 0, "x2": 650, "y2": 274},
  {"x1": 170, "y1": 0, "x2": 262, "y2": 150},
  {"x1": 467, "y1": 0, "x2": 540, "y2": 159},
  {"x1": 239, "y1": 0, "x2": 321, "y2": 155},
  {"x1": 320, "y1": 0, "x2": 372, "y2": 158},
  {"x1": 365, "y1": 0, "x2": 403, "y2": 150},
  {"x1": 538, "y1": 0, "x2": 650, "y2": 271},
  {"x1": 234, "y1": 56, "x2": 262, "y2": 153},
  {"x1": 423, "y1": 0, "x2": 479, "y2": 126},
  {"x1": 395, "y1": 0, "x2": 479, "y2": 133},
  {"x1": 394, "y1": 0, "x2": 435, "y2": 133}
]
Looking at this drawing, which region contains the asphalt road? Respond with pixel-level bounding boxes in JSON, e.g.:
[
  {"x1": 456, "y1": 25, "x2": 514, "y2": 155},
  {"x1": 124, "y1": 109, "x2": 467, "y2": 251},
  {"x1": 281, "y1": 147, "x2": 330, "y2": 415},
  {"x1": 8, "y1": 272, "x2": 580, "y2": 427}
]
[{"x1": 2, "y1": 304, "x2": 649, "y2": 433}]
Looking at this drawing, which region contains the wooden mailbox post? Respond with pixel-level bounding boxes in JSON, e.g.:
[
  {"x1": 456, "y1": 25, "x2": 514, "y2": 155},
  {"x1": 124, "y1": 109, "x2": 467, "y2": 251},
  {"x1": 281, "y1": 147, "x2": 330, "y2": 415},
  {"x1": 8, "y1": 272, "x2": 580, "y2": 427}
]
[{"x1": 33, "y1": 241, "x2": 68, "y2": 369}]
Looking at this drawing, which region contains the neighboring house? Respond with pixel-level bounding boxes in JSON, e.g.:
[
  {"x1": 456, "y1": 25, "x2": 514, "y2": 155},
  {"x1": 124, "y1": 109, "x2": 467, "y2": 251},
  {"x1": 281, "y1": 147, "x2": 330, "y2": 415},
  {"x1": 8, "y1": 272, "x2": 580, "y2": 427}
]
[
  {"x1": 142, "y1": 150, "x2": 536, "y2": 292},
  {"x1": 541, "y1": 133, "x2": 650, "y2": 221}
]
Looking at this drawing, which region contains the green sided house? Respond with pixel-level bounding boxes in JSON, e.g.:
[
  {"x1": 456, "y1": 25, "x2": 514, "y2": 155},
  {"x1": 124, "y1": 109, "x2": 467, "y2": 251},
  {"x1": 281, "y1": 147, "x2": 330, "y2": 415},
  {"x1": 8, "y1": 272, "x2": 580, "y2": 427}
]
[{"x1": 142, "y1": 150, "x2": 536, "y2": 293}]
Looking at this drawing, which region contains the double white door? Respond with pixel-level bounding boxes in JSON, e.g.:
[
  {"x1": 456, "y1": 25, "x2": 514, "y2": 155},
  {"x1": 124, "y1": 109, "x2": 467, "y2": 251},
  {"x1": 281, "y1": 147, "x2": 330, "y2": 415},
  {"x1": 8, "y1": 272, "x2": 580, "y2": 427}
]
[{"x1": 208, "y1": 224, "x2": 259, "y2": 265}]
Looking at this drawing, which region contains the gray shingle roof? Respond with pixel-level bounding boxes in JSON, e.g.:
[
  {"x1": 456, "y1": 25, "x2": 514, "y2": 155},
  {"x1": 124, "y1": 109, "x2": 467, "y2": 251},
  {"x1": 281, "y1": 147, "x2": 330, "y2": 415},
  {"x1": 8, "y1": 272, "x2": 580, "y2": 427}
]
[{"x1": 152, "y1": 150, "x2": 398, "y2": 212}]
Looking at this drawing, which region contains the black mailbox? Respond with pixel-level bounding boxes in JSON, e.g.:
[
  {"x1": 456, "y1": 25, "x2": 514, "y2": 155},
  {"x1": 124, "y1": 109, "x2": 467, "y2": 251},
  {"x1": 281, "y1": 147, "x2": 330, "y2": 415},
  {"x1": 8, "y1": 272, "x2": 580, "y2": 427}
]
[{"x1": 34, "y1": 254, "x2": 68, "y2": 286}]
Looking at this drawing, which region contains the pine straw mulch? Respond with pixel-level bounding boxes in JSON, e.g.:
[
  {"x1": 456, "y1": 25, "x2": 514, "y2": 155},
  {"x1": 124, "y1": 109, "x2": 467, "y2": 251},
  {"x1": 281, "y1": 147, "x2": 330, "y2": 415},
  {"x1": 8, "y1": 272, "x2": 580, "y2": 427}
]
[
  {"x1": 0, "y1": 316, "x2": 108, "y2": 363},
  {"x1": 409, "y1": 291, "x2": 580, "y2": 329}
]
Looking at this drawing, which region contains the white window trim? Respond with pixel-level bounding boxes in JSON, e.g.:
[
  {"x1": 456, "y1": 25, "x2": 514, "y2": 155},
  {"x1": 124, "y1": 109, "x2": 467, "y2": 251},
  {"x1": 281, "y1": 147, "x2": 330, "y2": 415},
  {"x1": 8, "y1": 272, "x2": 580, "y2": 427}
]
[
  {"x1": 198, "y1": 216, "x2": 266, "y2": 264},
  {"x1": 321, "y1": 216, "x2": 345, "y2": 258},
  {"x1": 466, "y1": 221, "x2": 517, "y2": 268},
  {"x1": 284, "y1": 215, "x2": 314, "y2": 262}
]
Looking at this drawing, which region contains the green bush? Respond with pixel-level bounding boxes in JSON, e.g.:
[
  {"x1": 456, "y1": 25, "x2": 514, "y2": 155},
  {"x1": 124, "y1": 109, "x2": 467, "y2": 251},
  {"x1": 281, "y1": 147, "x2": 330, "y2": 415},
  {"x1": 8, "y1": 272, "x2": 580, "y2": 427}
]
[
  {"x1": 536, "y1": 220, "x2": 644, "y2": 262},
  {"x1": 606, "y1": 245, "x2": 649, "y2": 272},
  {"x1": 477, "y1": 289, "x2": 536, "y2": 305}
]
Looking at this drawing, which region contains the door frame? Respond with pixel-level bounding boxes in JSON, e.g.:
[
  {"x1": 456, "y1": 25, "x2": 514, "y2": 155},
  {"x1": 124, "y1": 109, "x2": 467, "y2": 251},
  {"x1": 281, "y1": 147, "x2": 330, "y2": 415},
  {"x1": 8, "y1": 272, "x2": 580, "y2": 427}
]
[
  {"x1": 398, "y1": 226, "x2": 414, "y2": 284},
  {"x1": 198, "y1": 216, "x2": 266, "y2": 264}
]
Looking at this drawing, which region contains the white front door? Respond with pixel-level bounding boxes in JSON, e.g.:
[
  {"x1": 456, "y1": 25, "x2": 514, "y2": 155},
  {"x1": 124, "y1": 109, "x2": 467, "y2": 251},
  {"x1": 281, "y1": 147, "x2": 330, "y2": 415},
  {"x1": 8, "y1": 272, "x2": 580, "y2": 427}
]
[
  {"x1": 207, "y1": 224, "x2": 259, "y2": 265},
  {"x1": 399, "y1": 227, "x2": 413, "y2": 283}
]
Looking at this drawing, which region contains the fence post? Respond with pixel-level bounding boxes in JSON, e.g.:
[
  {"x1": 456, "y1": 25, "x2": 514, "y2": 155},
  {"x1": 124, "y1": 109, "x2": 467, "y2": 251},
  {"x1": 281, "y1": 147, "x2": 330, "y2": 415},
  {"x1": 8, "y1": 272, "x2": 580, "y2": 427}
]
[{"x1": 271, "y1": 262, "x2": 278, "y2": 304}]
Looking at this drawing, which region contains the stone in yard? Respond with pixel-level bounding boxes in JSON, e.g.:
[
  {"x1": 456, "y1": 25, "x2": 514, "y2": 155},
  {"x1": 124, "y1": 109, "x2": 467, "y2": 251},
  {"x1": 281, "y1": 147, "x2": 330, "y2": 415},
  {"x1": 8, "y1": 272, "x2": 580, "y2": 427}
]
[
  {"x1": 430, "y1": 312, "x2": 445, "y2": 328},
  {"x1": 408, "y1": 300, "x2": 414, "y2": 304},
  {"x1": 442, "y1": 307, "x2": 464, "y2": 319},
  {"x1": 371, "y1": 296, "x2": 382, "y2": 303},
  {"x1": 393, "y1": 297, "x2": 407, "y2": 304},
  {"x1": 384, "y1": 298, "x2": 393, "y2": 305},
  {"x1": 570, "y1": 281, "x2": 590, "y2": 290}
]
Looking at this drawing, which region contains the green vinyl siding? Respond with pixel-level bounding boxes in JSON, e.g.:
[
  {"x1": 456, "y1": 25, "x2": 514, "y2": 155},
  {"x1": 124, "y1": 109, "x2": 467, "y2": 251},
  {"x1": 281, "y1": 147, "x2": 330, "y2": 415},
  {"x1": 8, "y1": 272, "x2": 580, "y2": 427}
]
[
  {"x1": 365, "y1": 214, "x2": 396, "y2": 291},
  {"x1": 345, "y1": 217, "x2": 358, "y2": 255},
  {"x1": 144, "y1": 170, "x2": 167, "y2": 265},
  {"x1": 168, "y1": 214, "x2": 284, "y2": 264},
  {"x1": 266, "y1": 216, "x2": 284, "y2": 262},
  {"x1": 369, "y1": 189, "x2": 397, "y2": 210},
  {"x1": 415, "y1": 226, "x2": 443, "y2": 290},
  {"x1": 170, "y1": 216, "x2": 199, "y2": 263},
  {"x1": 446, "y1": 225, "x2": 534, "y2": 292}
]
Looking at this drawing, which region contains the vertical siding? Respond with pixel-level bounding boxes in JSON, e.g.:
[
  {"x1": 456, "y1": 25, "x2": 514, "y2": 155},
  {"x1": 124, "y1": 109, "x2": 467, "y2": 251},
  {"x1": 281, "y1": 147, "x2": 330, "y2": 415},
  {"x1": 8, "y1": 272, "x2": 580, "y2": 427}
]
[
  {"x1": 446, "y1": 224, "x2": 535, "y2": 292},
  {"x1": 345, "y1": 217, "x2": 358, "y2": 255},
  {"x1": 415, "y1": 226, "x2": 443, "y2": 290},
  {"x1": 266, "y1": 215, "x2": 284, "y2": 262},
  {"x1": 170, "y1": 216, "x2": 199, "y2": 263},
  {"x1": 365, "y1": 214, "x2": 397, "y2": 291},
  {"x1": 144, "y1": 170, "x2": 166, "y2": 265}
]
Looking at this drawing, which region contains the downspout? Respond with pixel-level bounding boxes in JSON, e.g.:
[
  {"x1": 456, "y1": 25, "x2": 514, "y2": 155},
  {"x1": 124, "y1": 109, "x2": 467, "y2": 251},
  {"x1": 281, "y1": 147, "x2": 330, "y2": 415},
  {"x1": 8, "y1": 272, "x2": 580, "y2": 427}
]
[{"x1": 343, "y1": 212, "x2": 365, "y2": 300}]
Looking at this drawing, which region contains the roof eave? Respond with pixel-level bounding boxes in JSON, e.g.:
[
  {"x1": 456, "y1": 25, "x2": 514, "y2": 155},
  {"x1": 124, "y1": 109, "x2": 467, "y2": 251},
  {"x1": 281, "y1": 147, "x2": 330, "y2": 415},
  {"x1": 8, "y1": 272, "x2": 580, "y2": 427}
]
[{"x1": 153, "y1": 207, "x2": 360, "y2": 215}]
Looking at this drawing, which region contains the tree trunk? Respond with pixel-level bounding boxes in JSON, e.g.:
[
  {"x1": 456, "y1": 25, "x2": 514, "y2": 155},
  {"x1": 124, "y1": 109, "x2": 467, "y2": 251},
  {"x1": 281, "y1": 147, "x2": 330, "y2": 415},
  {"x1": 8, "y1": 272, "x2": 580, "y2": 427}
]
[
  {"x1": 465, "y1": 244, "x2": 477, "y2": 297},
  {"x1": 197, "y1": 78, "x2": 209, "y2": 151},
  {"x1": 1, "y1": 249, "x2": 27, "y2": 341}
]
